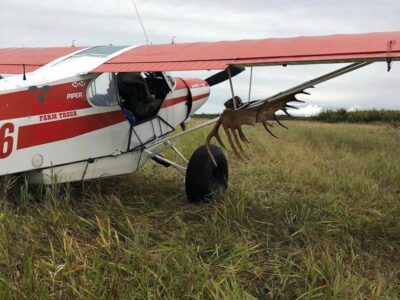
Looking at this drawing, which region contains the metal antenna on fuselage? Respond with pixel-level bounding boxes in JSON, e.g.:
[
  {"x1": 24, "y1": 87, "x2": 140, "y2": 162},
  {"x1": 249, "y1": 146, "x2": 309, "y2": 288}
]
[{"x1": 130, "y1": 0, "x2": 151, "y2": 44}]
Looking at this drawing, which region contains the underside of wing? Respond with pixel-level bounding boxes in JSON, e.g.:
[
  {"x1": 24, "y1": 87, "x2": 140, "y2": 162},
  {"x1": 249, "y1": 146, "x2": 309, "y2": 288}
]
[
  {"x1": 0, "y1": 47, "x2": 84, "y2": 74},
  {"x1": 93, "y1": 31, "x2": 400, "y2": 73}
]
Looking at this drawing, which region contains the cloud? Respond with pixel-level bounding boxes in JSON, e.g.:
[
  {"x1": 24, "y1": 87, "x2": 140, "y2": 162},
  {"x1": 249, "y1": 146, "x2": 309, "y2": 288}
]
[
  {"x1": 1, "y1": 0, "x2": 399, "y2": 113},
  {"x1": 288, "y1": 105, "x2": 323, "y2": 117},
  {"x1": 274, "y1": 105, "x2": 322, "y2": 117}
]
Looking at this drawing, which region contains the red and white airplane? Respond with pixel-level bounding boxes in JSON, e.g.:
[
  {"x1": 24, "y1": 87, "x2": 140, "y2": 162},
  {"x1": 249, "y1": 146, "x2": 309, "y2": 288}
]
[{"x1": 0, "y1": 31, "x2": 399, "y2": 202}]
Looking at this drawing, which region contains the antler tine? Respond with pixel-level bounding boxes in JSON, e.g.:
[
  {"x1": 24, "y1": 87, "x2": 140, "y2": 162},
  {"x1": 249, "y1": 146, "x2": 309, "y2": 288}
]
[
  {"x1": 292, "y1": 89, "x2": 310, "y2": 103},
  {"x1": 282, "y1": 108, "x2": 293, "y2": 118},
  {"x1": 265, "y1": 121, "x2": 274, "y2": 127},
  {"x1": 273, "y1": 113, "x2": 289, "y2": 129},
  {"x1": 214, "y1": 131, "x2": 226, "y2": 149},
  {"x1": 237, "y1": 127, "x2": 250, "y2": 144},
  {"x1": 285, "y1": 104, "x2": 298, "y2": 110},
  {"x1": 205, "y1": 120, "x2": 222, "y2": 166},
  {"x1": 222, "y1": 125, "x2": 246, "y2": 161},
  {"x1": 232, "y1": 129, "x2": 249, "y2": 160},
  {"x1": 298, "y1": 91, "x2": 310, "y2": 95},
  {"x1": 292, "y1": 98, "x2": 305, "y2": 103},
  {"x1": 262, "y1": 122, "x2": 279, "y2": 139}
]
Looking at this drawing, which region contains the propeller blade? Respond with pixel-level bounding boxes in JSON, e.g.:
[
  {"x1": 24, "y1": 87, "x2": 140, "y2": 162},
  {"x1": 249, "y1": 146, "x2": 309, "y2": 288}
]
[{"x1": 205, "y1": 66, "x2": 245, "y2": 86}]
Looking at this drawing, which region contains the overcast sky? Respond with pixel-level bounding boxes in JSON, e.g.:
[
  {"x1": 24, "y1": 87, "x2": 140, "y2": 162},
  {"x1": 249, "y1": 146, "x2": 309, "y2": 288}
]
[{"x1": 1, "y1": 0, "x2": 399, "y2": 114}]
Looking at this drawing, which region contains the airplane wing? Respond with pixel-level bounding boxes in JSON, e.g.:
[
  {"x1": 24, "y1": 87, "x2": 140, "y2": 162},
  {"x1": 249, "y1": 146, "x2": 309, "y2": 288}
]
[
  {"x1": 0, "y1": 47, "x2": 84, "y2": 74},
  {"x1": 1, "y1": 32, "x2": 398, "y2": 75},
  {"x1": 92, "y1": 31, "x2": 400, "y2": 72}
]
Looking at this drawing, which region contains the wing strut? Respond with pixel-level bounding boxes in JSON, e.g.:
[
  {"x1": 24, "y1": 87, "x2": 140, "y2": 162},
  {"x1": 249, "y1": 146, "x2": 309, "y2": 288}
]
[
  {"x1": 246, "y1": 61, "x2": 372, "y2": 109},
  {"x1": 248, "y1": 67, "x2": 253, "y2": 103},
  {"x1": 227, "y1": 68, "x2": 237, "y2": 109}
]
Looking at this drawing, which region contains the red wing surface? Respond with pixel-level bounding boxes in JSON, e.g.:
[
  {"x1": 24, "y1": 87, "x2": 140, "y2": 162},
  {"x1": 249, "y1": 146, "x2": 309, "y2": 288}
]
[
  {"x1": 0, "y1": 47, "x2": 84, "y2": 74},
  {"x1": 93, "y1": 32, "x2": 400, "y2": 72}
]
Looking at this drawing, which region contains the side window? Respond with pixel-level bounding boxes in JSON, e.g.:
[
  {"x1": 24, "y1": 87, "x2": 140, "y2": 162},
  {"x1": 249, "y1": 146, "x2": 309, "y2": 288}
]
[{"x1": 87, "y1": 73, "x2": 119, "y2": 107}]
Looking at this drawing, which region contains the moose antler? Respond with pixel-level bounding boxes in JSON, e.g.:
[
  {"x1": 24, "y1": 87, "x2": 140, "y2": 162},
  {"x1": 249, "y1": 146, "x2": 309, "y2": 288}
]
[
  {"x1": 204, "y1": 62, "x2": 375, "y2": 165},
  {"x1": 205, "y1": 91, "x2": 308, "y2": 165}
]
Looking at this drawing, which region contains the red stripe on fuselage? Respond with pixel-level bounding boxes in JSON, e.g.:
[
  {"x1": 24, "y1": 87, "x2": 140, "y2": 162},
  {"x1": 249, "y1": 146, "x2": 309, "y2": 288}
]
[
  {"x1": 13, "y1": 77, "x2": 209, "y2": 150},
  {"x1": 161, "y1": 95, "x2": 187, "y2": 108},
  {"x1": 17, "y1": 110, "x2": 126, "y2": 149},
  {"x1": 192, "y1": 93, "x2": 209, "y2": 101},
  {"x1": 0, "y1": 80, "x2": 92, "y2": 121},
  {"x1": 1, "y1": 78, "x2": 207, "y2": 121},
  {"x1": 161, "y1": 92, "x2": 209, "y2": 108}
]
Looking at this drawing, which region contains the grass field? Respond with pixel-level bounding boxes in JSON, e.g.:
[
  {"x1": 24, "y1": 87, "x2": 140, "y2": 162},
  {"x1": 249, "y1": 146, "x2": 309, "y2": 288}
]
[{"x1": 0, "y1": 121, "x2": 399, "y2": 299}]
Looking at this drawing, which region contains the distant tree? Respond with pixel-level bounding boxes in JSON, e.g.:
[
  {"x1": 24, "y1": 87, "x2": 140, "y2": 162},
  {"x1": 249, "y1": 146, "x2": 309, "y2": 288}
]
[{"x1": 313, "y1": 109, "x2": 400, "y2": 124}]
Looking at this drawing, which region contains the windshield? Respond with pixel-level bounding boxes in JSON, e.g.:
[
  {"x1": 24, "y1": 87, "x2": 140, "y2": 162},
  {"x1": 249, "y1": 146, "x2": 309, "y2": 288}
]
[{"x1": 72, "y1": 46, "x2": 128, "y2": 58}]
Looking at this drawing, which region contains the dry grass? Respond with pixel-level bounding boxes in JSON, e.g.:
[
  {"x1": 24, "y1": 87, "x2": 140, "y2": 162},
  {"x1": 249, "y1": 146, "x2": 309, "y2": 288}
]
[{"x1": 0, "y1": 120, "x2": 399, "y2": 299}]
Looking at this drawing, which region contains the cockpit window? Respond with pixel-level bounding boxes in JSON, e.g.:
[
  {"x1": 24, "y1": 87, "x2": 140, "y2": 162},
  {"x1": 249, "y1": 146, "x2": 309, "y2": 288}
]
[
  {"x1": 73, "y1": 46, "x2": 128, "y2": 58},
  {"x1": 87, "y1": 73, "x2": 119, "y2": 107}
]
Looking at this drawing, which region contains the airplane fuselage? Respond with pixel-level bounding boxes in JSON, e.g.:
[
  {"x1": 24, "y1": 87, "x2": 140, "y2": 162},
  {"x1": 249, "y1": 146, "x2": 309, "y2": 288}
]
[{"x1": 0, "y1": 46, "x2": 210, "y2": 183}]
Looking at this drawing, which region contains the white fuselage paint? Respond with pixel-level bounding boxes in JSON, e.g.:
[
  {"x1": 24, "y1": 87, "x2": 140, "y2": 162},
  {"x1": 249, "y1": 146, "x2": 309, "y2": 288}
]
[{"x1": 0, "y1": 46, "x2": 210, "y2": 183}]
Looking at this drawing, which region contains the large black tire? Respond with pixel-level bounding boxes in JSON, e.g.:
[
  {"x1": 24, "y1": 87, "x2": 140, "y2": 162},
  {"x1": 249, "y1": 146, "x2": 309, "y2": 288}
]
[{"x1": 185, "y1": 145, "x2": 228, "y2": 203}]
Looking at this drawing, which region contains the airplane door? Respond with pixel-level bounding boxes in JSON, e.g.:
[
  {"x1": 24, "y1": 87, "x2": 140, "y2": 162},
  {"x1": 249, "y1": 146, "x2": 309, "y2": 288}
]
[{"x1": 115, "y1": 72, "x2": 175, "y2": 151}]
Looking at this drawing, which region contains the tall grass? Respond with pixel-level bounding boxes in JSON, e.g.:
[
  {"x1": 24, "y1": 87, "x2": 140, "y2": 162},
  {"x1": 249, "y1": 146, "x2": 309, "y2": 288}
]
[
  {"x1": 0, "y1": 120, "x2": 399, "y2": 298},
  {"x1": 312, "y1": 109, "x2": 400, "y2": 124}
]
